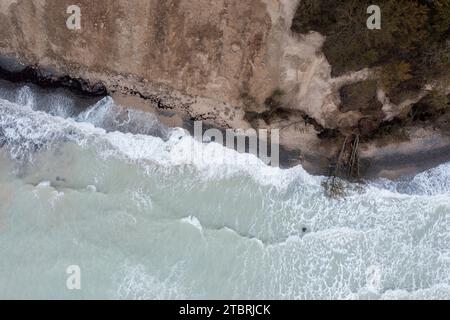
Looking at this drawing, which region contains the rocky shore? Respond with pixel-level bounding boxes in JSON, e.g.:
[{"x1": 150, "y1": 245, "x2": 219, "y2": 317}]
[{"x1": 1, "y1": 0, "x2": 449, "y2": 179}]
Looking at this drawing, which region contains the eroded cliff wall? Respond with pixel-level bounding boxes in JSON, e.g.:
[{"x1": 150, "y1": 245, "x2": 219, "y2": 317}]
[{"x1": 1, "y1": 1, "x2": 304, "y2": 124}]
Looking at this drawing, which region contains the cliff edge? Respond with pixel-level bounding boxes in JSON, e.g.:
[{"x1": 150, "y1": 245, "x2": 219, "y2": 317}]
[{"x1": 1, "y1": 0, "x2": 449, "y2": 179}]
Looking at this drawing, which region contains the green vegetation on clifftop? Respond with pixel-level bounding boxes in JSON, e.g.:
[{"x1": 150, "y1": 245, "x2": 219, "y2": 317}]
[
  {"x1": 292, "y1": 0, "x2": 449, "y2": 180},
  {"x1": 292, "y1": 0, "x2": 449, "y2": 100}
]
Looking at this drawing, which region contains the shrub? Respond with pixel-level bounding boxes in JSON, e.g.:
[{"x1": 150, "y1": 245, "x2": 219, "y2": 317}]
[{"x1": 292, "y1": 0, "x2": 449, "y2": 92}]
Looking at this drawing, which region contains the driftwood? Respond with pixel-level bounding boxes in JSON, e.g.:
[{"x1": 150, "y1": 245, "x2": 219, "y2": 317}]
[{"x1": 322, "y1": 134, "x2": 361, "y2": 198}]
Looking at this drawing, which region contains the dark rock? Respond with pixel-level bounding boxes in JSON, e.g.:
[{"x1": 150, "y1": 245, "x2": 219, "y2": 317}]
[
  {"x1": 339, "y1": 80, "x2": 382, "y2": 113},
  {"x1": 358, "y1": 117, "x2": 379, "y2": 137},
  {"x1": 318, "y1": 128, "x2": 339, "y2": 140},
  {"x1": 0, "y1": 55, "x2": 107, "y2": 97},
  {"x1": 0, "y1": 56, "x2": 27, "y2": 73}
]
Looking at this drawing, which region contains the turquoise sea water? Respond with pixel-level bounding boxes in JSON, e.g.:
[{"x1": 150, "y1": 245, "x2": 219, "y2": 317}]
[{"x1": 0, "y1": 82, "x2": 449, "y2": 299}]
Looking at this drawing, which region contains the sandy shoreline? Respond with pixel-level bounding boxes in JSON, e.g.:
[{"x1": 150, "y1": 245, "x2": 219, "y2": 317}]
[
  {"x1": 360, "y1": 134, "x2": 450, "y2": 180},
  {"x1": 1, "y1": 57, "x2": 450, "y2": 181}
]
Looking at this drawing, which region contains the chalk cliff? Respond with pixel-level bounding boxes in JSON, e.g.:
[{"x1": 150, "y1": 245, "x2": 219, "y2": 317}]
[{"x1": 1, "y1": 0, "x2": 317, "y2": 126}]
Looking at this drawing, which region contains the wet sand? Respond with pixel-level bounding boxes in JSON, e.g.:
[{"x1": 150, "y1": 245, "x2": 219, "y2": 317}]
[{"x1": 1, "y1": 66, "x2": 449, "y2": 181}]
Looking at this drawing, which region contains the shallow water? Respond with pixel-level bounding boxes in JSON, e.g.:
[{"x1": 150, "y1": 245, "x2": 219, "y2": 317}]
[{"x1": 0, "y1": 81, "x2": 449, "y2": 299}]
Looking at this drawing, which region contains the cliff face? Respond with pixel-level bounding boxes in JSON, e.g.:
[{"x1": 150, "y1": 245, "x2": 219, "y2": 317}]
[
  {"x1": 0, "y1": 0, "x2": 351, "y2": 127},
  {"x1": 1, "y1": 1, "x2": 304, "y2": 124}
]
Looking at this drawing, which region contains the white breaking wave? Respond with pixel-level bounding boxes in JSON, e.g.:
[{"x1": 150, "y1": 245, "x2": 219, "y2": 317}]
[
  {"x1": 0, "y1": 96, "x2": 317, "y2": 189},
  {"x1": 15, "y1": 85, "x2": 35, "y2": 108},
  {"x1": 0, "y1": 85, "x2": 450, "y2": 300},
  {"x1": 1, "y1": 96, "x2": 449, "y2": 194}
]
